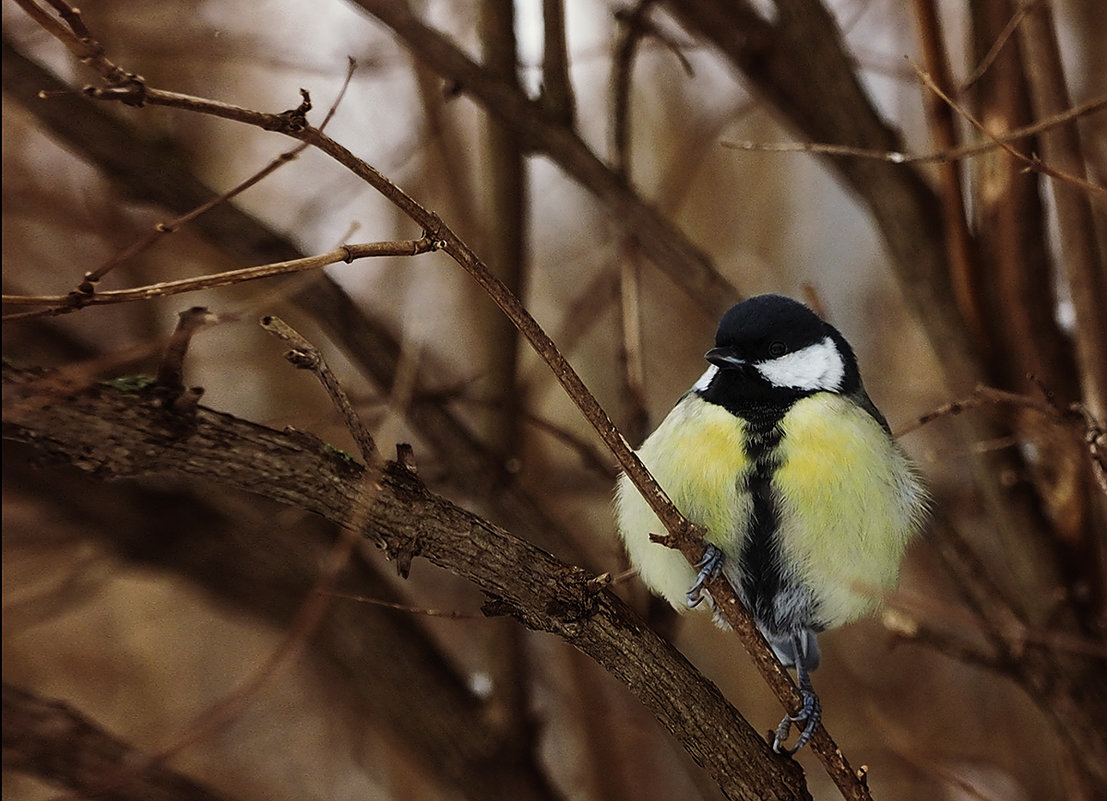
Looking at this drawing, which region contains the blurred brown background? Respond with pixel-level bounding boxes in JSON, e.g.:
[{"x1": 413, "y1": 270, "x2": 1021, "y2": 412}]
[{"x1": 3, "y1": 1, "x2": 1105, "y2": 799}]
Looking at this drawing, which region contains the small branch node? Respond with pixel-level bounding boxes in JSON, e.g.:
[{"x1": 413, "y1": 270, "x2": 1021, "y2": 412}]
[
  {"x1": 586, "y1": 572, "x2": 613, "y2": 592},
  {"x1": 284, "y1": 348, "x2": 318, "y2": 370},
  {"x1": 169, "y1": 386, "x2": 205, "y2": 414},
  {"x1": 82, "y1": 72, "x2": 147, "y2": 107},
  {"x1": 271, "y1": 88, "x2": 313, "y2": 133},
  {"x1": 395, "y1": 443, "x2": 418, "y2": 474},
  {"x1": 392, "y1": 535, "x2": 421, "y2": 580},
  {"x1": 74, "y1": 272, "x2": 98, "y2": 296}
]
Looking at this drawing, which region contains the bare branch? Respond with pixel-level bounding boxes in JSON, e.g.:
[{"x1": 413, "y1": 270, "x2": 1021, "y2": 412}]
[
  {"x1": 961, "y1": 0, "x2": 1038, "y2": 90},
  {"x1": 912, "y1": 0, "x2": 984, "y2": 348},
  {"x1": 2, "y1": 682, "x2": 236, "y2": 801},
  {"x1": 1, "y1": 362, "x2": 810, "y2": 801},
  {"x1": 2, "y1": 240, "x2": 436, "y2": 318},
  {"x1": 155, "y1": 306, "x2": 215, "y2": 407},
  {"x1": 722, "y1": 96, "x2": 1107, "y2": 167},
  {"x1": 72, "y1": 60, "x2": 358, "y2": 293},
  {"x1": 909, "y1": 60, "x2": 1105, "y2": 194},
  {"x1": 260, "y1": 314, "x2": 379, "y2": 465}
]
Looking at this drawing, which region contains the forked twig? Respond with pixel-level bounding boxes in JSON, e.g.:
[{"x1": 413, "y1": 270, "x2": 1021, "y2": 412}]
[
  {"x1": 260, "y1": 315, "x2": 379, "y2": 465},
  {"x1": 909, "y1": 59, "x2": 1104, "y2": 194}
]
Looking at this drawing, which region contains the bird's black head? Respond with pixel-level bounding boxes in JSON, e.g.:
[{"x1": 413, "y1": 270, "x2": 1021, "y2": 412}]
[{"x1": 695, "y1": 294, "x2": 863, "y2": 408}]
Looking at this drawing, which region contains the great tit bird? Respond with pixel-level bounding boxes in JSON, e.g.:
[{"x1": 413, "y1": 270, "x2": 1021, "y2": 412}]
[{"x1": 615, "y1": 293, "x2": 929, "y2": 753}]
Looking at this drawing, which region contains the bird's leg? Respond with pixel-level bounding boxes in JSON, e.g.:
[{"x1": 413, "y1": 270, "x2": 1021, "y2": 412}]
[
  {"x1": 686, "y1": 544, "x2": 724, "y2": 608},
  {"x1": 772, "y1": 634, "x2": 822, "y2": 754}
]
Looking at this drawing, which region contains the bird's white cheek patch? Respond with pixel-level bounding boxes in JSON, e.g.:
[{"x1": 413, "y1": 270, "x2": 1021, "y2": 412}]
[
  {"x1": 691, "y1": 365, "x2": 719, "y2": 393},
  {"x1": 756, "y1": 337, "x2": 844, "y2": 391}
]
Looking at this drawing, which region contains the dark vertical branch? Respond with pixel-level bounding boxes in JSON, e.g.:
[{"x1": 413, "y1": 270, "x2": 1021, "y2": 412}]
[
  {"x1": 966, "y1": 1, "x2": 1077, "y2": 397},
  {"x1": 610, "y1": 2, "x2": 656, "y2": 445},
  {"x1": 539, "y1": 0, "x2": 576, "y2": 126},
  {"x1": 478, "y1": 0, "x2": 534, "y2": 771},
  {"x1": 967, "y1": 0, "x2": 1098, "y2": 633},
  {"x1": 478, "y1": 0, "x2": 532, "y2": 466},
  {"x1": 1015, "y1": 0, "x2": 1107, "y2": 634},
  {"x1": 912, "y1": 0, "x2": 984, "y2": 350},
  {"x1": 1017, "y1": 1, "x2": 1107, "y2": 422}
]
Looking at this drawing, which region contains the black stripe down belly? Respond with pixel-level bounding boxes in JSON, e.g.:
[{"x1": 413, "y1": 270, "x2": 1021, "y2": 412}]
[{"x1": 736, "y1": 403, "x2": 789, "y2": 631}]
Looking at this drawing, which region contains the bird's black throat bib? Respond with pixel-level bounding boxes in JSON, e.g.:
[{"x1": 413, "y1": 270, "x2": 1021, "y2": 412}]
[{"x1": 695, "y1": 378, "x2": 825, "y2": 638}]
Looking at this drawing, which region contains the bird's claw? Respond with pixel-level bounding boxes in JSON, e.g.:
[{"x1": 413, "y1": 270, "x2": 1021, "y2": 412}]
[
  {"x1": 772, "y1": 688, "x2": 821, "y2": 755},
  {"x1": 686, "y1": 544, "x2": 724, "y2": 608}
]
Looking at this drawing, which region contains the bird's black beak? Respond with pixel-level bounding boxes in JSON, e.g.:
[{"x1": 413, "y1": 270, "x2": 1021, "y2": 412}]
[{"x1": 705, "y1": 347, "x2": 744, "y2": 369}]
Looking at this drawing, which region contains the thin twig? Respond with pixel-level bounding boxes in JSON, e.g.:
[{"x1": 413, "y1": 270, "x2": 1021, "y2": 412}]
[
  {"x1": 898, "y1": 384, "x2": 1063, "y2": 436},
  {"x1": 321, "y1": 590, "x2": 484, "y2": 618},
  {"x1": 1, "y1": 240, "x2": 435, "y2": 319},
  {"x1": 909, "y1": 59, "x2": 1105, "y2": 194},
  {"x1": 722, "y1": 93, "x2": 1107, "y2": 166},
  {"x1": 962, "y1": 0, "x2": 1038, "y2": 90},
  {"x1": 260, "y1": 315, "x2": 379, "y2": 466},
  {"x1": 900, "y1": 383, "x2": 1107, "y2": 498},
  {"x1": 73, "y1": 60, "x2": 359, "y2": 293}
]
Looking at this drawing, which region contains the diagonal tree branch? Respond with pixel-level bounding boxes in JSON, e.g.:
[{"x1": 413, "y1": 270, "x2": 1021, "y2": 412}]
[
  {"x1": 2, "y1": 682, "x2": 236, "y2": 801},
  {"x1": 0, "y1": 36, "x2": 586, "y2": 566},
  {"x1": 3, "y1": 437, "x2": 563, "y2": 801},
  {"x1": 2, "y1": 362, "x2": 810, "y2": 801}
]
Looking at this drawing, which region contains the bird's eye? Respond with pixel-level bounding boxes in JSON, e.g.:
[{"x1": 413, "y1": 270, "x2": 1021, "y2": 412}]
[{"x1": 768, "y1": 341, "x2": 787, "y2": 357}]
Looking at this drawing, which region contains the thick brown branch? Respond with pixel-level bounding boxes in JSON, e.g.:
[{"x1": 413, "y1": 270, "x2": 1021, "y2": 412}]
[
  {"x1": 1, "y1": 362, "x2": 809, "y2": 801},
  {"x1": 4, "y1": 439, "x2": 561, "y2": 801}
]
